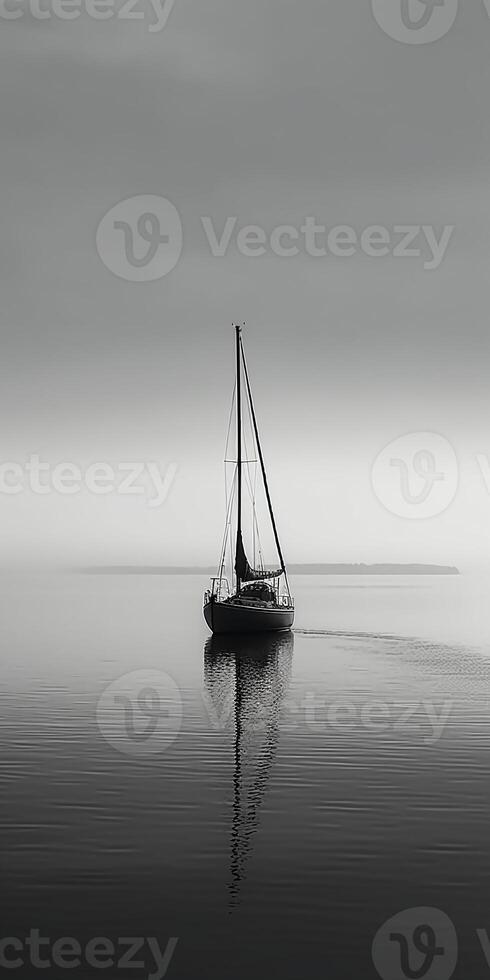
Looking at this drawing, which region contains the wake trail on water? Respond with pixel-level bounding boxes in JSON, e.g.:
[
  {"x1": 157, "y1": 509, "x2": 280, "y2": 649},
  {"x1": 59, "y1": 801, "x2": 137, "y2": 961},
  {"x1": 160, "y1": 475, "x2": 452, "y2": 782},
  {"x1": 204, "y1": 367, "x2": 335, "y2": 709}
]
[{"x1": 293, "y1": 628, "x2": 413, "y2": 643}]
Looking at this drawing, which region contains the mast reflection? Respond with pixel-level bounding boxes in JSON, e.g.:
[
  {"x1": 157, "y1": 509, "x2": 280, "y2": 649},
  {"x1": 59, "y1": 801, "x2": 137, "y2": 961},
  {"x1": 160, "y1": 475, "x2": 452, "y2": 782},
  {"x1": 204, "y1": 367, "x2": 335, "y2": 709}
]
[{"x1": 203, "y1": 631, "x2": 294, "y2": 909}]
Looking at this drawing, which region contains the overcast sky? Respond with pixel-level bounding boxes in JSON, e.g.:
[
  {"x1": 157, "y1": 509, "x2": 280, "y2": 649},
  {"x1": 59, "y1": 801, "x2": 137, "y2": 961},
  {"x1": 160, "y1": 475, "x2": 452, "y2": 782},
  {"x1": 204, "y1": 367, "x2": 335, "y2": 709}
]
[{"x1": 2, "y1": 1, "x2": 490, "y2": 569}]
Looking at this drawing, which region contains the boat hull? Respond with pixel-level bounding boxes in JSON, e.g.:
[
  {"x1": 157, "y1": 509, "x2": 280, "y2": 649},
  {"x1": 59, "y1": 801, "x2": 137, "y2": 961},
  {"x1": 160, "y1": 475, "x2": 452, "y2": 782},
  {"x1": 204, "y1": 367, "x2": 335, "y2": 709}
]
[{"x1": 204, "y1": 599, "x2": 294, "y2": 635}]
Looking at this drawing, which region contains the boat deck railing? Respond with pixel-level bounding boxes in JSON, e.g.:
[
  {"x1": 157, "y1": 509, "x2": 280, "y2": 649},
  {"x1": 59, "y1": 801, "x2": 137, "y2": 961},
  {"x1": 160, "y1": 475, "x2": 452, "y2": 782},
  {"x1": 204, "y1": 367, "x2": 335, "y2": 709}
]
[
  {"x1": 204, "y1": 577, "x2": 231, "y2": 604},
  {"x1": 277, "y1": 595, "x2": 295, "y2": 609},
  {"x1": 204, "y1": 577, "x2": 294, "y2": 609}
]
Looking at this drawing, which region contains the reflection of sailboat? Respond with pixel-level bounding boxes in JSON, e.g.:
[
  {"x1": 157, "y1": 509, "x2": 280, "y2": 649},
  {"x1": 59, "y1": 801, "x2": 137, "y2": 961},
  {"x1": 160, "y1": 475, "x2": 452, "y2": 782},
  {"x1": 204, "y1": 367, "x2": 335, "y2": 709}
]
[{"x1": 204, "y1": 631, "x2": 294, "y2": 908}]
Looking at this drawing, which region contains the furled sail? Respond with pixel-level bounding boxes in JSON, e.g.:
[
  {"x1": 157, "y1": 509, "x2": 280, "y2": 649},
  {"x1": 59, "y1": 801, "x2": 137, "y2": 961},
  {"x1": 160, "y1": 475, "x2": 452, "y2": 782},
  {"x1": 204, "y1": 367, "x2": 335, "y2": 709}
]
[{"x1": 235, "y1": 531, "x2": 283, "y2": 582}]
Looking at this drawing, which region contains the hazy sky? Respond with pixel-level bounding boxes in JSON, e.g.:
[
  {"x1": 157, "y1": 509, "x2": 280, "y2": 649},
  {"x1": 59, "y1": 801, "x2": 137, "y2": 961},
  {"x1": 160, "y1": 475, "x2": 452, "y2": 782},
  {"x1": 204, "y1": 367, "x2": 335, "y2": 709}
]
[{"x1": 2, "y1": 1, "x2": 490, "y2": 569}]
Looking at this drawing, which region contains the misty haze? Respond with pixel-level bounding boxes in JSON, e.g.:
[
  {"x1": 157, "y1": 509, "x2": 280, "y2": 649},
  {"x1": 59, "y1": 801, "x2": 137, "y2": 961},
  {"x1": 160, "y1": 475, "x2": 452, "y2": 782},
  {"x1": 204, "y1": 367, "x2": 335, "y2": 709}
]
[{"x1": 2, "y1": 2, "x2": 490, "y2": 978}]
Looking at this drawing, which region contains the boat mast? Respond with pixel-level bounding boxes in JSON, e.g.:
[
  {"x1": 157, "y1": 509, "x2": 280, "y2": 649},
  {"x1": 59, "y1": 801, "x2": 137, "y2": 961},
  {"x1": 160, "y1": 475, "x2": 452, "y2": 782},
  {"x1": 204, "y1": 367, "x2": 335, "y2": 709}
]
[
  {"x1": 240, "y1": 336, "x2": 291, "y2": 595},
  {"x1": 235, "y1": 324, "x2": 242, "y2": 594}
]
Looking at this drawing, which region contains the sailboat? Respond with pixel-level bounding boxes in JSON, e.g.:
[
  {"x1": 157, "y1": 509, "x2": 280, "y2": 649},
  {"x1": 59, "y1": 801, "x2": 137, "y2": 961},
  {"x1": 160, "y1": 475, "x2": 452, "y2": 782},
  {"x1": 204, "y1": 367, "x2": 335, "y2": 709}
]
[{"x1": 203, "y1": 325, "x2": 294, "y2": 635}]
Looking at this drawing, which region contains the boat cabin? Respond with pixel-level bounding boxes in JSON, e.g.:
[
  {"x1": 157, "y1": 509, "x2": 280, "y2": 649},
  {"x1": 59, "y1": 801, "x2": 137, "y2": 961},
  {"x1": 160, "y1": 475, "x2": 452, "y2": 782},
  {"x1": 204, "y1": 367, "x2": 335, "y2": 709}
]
[{"x1": 238, "y1": 581, "x2": 277, "y2": 605}]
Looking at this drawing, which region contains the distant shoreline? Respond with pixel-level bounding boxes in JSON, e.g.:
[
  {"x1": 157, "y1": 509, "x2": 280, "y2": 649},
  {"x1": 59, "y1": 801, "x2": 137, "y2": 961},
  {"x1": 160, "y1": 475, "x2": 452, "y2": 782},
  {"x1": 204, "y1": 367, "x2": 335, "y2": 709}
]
[{"x1": 80, "y1": 563, "x2": 460, "y2": 576}]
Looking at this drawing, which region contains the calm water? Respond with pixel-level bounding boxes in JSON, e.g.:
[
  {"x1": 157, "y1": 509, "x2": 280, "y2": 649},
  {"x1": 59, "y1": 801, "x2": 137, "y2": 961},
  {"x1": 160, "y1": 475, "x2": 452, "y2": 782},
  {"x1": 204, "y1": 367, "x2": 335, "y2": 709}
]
[{"x1": 2, "y1": 572, "x2": 490, "y2": 978}]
